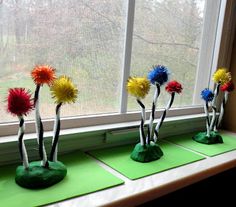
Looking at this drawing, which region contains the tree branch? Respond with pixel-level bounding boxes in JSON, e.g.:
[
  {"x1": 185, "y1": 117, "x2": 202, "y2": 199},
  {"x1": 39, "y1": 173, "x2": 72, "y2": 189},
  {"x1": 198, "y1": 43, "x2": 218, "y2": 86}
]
[
  {"x1": 83, "y1": 2, "x2": 199, "y2": 51},
  {"x1": 133, "y1": 34, "x2": 199, "y2": 50}
]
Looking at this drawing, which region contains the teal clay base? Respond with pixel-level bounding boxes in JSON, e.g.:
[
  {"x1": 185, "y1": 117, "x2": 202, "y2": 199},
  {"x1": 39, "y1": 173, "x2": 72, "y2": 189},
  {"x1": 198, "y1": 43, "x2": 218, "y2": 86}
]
[
  {"x1": 192, "y1": 131, "x2": 223, "y2": 145},
  {"x1": 15, "y1": 161, "x2": 67, "y2": 189},
  {"x1": 130, "y1": 142, "x2": 164, "y2": 163}
]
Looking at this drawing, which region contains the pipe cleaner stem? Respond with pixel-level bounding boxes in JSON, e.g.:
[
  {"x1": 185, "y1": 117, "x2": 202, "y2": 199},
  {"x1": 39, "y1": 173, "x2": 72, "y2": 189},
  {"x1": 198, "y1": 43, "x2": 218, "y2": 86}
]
[
  {"x1": 50, "y1": 102, "x2": 62, "y2": 162},
  {"x1": 137, "y1": 99, "x2": 146, "y2": 146},
  {"x1": 154, "y1": 92, "x2": 175, "y2": 142},
  {"x1": 210, "y1": 83, "x2": 220, "y2": 131},
  {"x1": 217, "y1": 91, "x2": 228, "y2": 129},
  {"x1": 34, "y1": 84, "x2": 48, "y2": 167},
  {"x1": 147, "y1": 84, "x2": 160, "y2": 144},
  {"x1": 18, "y1": 116, "x2": 29, "y2": 169},
  {"x1": 204, "y1": 102, "x2": 210, "y2": 137}
]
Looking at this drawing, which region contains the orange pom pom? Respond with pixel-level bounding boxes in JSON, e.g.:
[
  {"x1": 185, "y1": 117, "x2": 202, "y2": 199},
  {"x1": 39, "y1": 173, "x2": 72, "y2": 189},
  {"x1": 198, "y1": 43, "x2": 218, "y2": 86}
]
[{"x1": 31, "y1": 65, "x2": 56, "y2": 85}]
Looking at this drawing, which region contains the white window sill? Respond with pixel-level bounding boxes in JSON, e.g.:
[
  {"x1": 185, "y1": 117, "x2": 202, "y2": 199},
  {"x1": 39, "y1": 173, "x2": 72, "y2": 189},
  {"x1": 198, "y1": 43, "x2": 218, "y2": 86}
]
[
  {"x1": 0, "y1": 113, "x2": 206, "y2": 166},
  {"x1": 47, "y1": 130, "x2": 236, "y2": 207}
]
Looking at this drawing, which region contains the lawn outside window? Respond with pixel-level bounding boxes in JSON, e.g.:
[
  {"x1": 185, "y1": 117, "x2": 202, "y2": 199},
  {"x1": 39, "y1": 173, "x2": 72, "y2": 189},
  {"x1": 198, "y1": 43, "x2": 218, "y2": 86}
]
[{"x1": 0, "y1": 0, "x2": 232, "y2": 137}]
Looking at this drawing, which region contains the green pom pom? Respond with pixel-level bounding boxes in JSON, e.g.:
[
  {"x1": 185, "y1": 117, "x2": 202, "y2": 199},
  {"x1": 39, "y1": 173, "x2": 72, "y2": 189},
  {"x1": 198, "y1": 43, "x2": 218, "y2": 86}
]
[
  {"x1": 15, "y1": 161, "x2": 67, "y2": 189},
  {"x1": 192, "y1": 131, "x2": 223, "y2": 144},
  {"x1": 131, "y1": 142, "x2": 164, "y2": 163}
]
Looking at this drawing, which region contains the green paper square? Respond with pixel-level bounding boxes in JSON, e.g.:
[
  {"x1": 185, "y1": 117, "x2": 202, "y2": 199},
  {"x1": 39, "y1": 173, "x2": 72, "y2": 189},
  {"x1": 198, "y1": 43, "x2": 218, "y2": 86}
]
[
  {"x1": 165, "y1": 133, "x2": 236, "y2": 156},
  {"x1": 89, "y1": 141, "x2": 205, "y2": 180},
  {"x1": 0, "y1": 151, "x2": 124, "y2": 207}
]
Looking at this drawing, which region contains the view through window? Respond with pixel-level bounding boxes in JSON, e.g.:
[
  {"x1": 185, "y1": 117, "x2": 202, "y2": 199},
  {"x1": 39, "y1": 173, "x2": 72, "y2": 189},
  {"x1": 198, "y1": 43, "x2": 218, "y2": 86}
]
[
  {"x1": 0, "y1": 0, "x2": 126, "y2": 122},
  {"x1": 0, "y1": 0, "x2": 206, "y2": 123},
  {"x1": 128, "y1": 0, "x2": 205, "y2": 111}
]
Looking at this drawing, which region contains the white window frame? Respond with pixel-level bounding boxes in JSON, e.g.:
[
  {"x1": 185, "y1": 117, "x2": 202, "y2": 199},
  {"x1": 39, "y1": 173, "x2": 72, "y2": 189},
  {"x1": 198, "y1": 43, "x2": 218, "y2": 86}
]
[
  {"x1": 0, "y1": 0, "x2": 230, "y2": 137},
  {"x1": 193, "y1": 0, "x2": 227, "y2": 103}
]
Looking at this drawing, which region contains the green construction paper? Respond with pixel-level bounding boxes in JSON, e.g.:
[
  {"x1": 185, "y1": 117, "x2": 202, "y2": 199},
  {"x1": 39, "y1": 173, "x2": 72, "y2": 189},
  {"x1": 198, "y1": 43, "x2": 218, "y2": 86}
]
[
  {"x1": 192, "y1": 131, "x2": 223, "y2": 144},
  {"x1": 0, "y1": 151, "x2": 124, "y2": 207},
  {"x1": 89, "y1": 141, "x2": 204, "y2": 180},
  {"x1": 15, "y1": 161, "x2": 67, "y2": 189},
  {"x1": 130, "y1": 142, "x2": 163, "y2": 162},
  {"x1": 165, "y1": 133, "x2": 236, "y2": 156}
]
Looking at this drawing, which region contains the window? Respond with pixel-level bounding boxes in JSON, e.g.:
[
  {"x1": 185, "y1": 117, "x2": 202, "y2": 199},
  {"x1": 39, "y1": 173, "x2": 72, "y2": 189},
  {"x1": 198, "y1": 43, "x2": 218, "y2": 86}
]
[{"x1": 0, "y1": 0, "x2": 226, "y2": 135}]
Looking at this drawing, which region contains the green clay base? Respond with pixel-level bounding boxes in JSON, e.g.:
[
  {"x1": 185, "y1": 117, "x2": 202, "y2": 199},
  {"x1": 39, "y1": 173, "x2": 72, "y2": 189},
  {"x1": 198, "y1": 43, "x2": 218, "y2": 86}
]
[
  {"x1": 15, "y1": 161, "x2": 67, "y2": 189},
  {"x1": 130, "y1": 142, "x2": 164, "y2": 163},
  {"x1": 192, "y1": 131, "x2": 223, "y2": 145}
]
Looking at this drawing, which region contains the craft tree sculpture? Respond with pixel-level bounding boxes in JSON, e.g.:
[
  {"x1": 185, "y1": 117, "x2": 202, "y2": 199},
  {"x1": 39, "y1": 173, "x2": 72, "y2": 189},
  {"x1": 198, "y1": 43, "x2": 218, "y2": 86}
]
[
  {"x1": 193, "y1": 68, "x2": 234, "y2": 144},
  {"x1": 127, "y1": 65, "x2": 182, "y2": 163},
  {"x1": 7, "y1": 65, "x2": 78, "y2": 189}
]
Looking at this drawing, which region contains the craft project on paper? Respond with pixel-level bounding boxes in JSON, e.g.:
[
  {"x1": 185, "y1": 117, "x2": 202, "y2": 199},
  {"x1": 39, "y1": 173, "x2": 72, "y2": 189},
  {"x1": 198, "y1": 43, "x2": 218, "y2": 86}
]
[
  {"x1": 7, "y1": 65, "x2": 78, "y2": 189},
  {"x1": 127, "y1": 65, "x2": 182, "y2": 163},
  {"x1": 193, "y1": 68, "x2": 234, "y2": 144}
]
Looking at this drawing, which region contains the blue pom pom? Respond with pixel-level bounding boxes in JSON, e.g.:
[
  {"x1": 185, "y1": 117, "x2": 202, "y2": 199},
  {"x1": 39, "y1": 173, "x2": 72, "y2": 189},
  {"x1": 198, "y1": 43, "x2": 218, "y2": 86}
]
[
  {"x1": 201, "y1": 89, "x2": 214, "y2": 102},
  {"x1": 148, "y1": 65, "x2": 169, "y2": 85}
]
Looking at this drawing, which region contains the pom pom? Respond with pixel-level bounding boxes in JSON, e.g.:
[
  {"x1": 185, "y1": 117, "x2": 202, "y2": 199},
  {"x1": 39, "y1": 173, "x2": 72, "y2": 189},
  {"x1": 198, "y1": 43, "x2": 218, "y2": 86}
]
[
  {"x1": 31, "y1": 65, "x2": 56, "y2": 86},
  {"x1": 127, "y1": 77, "x2": 150, "y2": 99},
  {"x1": 213, "y1": 68, "x2": 231, "y2": 84},
  {"x1": 201, "y1": 89, "x2": 214, "y2": 102},
  {"x1": 7, "y1": 88, "x2": 34, "y2": 116},
  {"x1": 50, "y1": 75, "x2": 78, "y2": 104},
  {"x1": 148, "y1": 65, "x2": 169, "y2": 85},
  {"x1": 165, "y1": 81, "x2": 183, "y2": 94},
  {"x1": 220, "y1": 81, "x2": 235, "y2": 92}
]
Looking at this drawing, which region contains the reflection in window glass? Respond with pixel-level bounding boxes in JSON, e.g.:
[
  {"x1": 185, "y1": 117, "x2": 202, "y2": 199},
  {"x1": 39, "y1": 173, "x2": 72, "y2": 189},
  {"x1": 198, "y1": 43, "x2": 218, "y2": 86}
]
[
  {"x1": 0, "y1": 0, "x2": 126, "y2": 122},
  {"x1": 128, "y1": 0, "x2": 206, "y2": 111}
]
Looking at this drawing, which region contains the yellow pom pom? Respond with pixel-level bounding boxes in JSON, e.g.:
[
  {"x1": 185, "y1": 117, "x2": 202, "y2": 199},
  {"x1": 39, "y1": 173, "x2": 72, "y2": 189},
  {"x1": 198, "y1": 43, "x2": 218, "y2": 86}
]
[
  {"x1": 213, "y1": 68, "x2": 231, "y2": 84},
  {"x1": 50, "y1": 75, "x2": 78, "y2": 104},
  {"x1": 127, "y1": 77, "x2": 150, "y2": 99}
]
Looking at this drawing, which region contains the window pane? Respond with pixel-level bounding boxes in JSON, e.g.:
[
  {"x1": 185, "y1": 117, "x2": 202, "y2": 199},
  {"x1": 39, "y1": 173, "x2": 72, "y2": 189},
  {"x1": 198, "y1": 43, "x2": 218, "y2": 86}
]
[
  {"x1": 128, "y1": 0, "x2": 206, "y2": 111},
  {"x1": 0, "y1": 0, "x2": 126, "y2": 122}
]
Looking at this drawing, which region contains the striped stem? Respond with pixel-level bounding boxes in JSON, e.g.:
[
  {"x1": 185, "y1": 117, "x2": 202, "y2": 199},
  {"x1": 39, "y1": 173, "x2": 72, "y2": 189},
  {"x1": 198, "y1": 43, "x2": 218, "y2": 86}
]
[
  {"x1": 210, "y1": 83, "x2": 220, "y2": 132},
  {"x1": 204, "y1": 102, "x2": 210, "y2": 137},
  {"x1": 146, "y1": 84, "x2": 160, "y2": 144},
  {"x1": 18, "y1": 116, "x2": 29, "y2": 169},
  {"x1": 137, "y1": 99, "x2": 146, "y2": 146},
  {"x1": 50, "y1": 103, "x2": 62, "y2": 162},
  {"x1": 34, "y1": 85, "x2": 48, "y2": 167},
  {"x1": 154, "y1": 92, "x2": 175, "y2": 142},
  {"x1": 217, "y1": 91, "x2": 228, "y2": 129}
]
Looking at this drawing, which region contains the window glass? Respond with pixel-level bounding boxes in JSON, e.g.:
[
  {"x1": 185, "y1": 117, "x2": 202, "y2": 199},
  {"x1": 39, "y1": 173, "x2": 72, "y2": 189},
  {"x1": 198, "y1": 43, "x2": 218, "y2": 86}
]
[
  {"x1": 0, "y1": 0, "x2": 126, "y2": 122},
  {"x1": 128, "y1": 0, "x2": 206, "y2": 111}
]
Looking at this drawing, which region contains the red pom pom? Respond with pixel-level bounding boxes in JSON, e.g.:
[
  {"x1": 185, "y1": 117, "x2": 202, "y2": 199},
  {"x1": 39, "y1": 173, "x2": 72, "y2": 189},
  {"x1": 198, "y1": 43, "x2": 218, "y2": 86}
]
[
  {"x1": 165, "y1": 81, "x2": 183, "y2": 94},
  {"x1": 7, "y1": 88, "x2": 34, "y2": 116},
  {"x1": 220, "y1": 81, "x2": 234, "y2": 92}
]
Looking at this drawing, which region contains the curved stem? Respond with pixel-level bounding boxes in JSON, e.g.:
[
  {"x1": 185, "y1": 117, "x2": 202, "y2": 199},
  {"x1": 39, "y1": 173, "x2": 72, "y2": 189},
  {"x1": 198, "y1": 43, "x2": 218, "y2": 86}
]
[
  {"x1": 147, "y1": 84, "x2": 160, "y2": 144},
  {"x1": 204, "y1": 102, "x2": 210, "y2": 137},
  {"x1": 18, "y1": 116, "x2": 29, "y2": 169},
  {"x1": 210, "y1": 83, "x2": 220, "y2": 131},
  {"x1": 217, "y1": 91, "x2": 228, "y2": 129},
  {"x1": 50, "y1": 103, "x2": 62, "y2": 162},
  {"x1": 34, "y1": 84, "x2": 48, "y2": 167},
  {"x1": 154, "y1": 92, "x2": 175, "y2": 142},
  {"x1": 137, "y1": 99, "x2": 146, "y2": 146}
]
